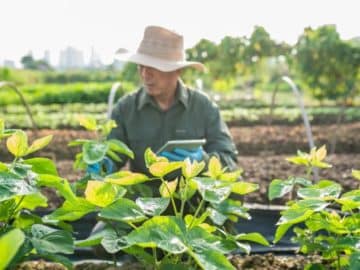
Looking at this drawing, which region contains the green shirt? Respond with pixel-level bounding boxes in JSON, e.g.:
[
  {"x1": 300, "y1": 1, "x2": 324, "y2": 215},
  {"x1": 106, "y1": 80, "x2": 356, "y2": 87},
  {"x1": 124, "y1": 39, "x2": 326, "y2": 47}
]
[{"x1": 109, "y1": 80, "x2": 238, "y2": 174}]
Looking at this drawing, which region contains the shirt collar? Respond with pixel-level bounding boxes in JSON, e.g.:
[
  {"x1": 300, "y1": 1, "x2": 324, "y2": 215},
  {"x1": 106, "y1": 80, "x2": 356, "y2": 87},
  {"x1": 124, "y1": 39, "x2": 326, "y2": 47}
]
[{"x1": 137, "y1": 80, "x2": 189, "y2": 110}]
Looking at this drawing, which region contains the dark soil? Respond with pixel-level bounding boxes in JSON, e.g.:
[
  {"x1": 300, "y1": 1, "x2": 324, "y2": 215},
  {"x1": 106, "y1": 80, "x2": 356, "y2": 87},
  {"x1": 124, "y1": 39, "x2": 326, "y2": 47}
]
[{"x1": 15, "y1": 254, "x2": 328, "y2": 270}]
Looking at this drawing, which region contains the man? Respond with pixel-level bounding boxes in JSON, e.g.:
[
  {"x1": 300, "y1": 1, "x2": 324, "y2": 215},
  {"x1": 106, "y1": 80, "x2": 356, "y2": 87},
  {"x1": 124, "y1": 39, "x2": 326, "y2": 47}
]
[{"x1": 109, "y1": 25, "x2": 238, "y2": 174}]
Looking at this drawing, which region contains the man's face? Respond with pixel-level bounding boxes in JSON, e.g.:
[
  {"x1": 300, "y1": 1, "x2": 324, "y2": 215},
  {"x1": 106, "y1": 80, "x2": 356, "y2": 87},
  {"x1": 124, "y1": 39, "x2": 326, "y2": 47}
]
[{"x1": 138, "y1": 65, "x2": 181, "y2": 97}]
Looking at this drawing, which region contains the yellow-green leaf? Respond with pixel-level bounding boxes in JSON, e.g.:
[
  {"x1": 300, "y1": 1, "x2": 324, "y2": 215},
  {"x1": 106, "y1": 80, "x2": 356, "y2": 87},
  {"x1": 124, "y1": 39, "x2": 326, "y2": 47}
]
[
  {"x1": 6, "y1": 130, "x2": 28, "y2": 157},
  {"x1": 85, "y1": 181, "x2": 118, "y2": 207},
  {"x1": 0, "y1": 229, "x2": 25, "y2": 269},
  {"x1": 26, "y1": 135, "x2": 53, "y2": 155},
  {"x1": 78, "y1": 116, "x2": 97, "y2": 131},
  {"x1": 219, "y1": 169, "x2": 243, "y2": 182},
  {"x1": 205, "y1": 156, "x2": 223, "y2": 178},
  {"x1": 182, "y1": 159, "x2": 205, "y2": 179},
  {"x1": 106, "y1": 171, "x2": 149, "y2": 186},
  {"x1": 231, "y1": 181, "x2": 259, "y2": 195},
  {"x1": 160, "y1": 178, "x2": 178, "y2": 198},
  {"x1": 352, "y1": 169, "x2": 360, "y2": 181},
  {"x1": 149, "y1": 161, "x2": 183, "y2": 178},
  {"x1": 315, "y1": 145, "x2": 327, "y2": 161}
]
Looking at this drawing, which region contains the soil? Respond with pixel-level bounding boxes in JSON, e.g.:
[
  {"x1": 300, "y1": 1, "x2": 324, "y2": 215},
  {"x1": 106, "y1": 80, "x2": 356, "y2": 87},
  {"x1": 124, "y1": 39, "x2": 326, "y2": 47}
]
[
  {"x1": 2, "y1": 123, "x2": 356, "y2": 208},
  {"x1": 15, "y1": 254, "x2": 328, "y2": 270}
]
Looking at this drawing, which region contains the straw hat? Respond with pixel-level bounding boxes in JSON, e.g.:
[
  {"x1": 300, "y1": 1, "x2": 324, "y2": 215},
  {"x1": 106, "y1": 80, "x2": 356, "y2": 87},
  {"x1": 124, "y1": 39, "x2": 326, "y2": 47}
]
[{"x1": 116, "y1": 25, "x2": 205, "y2": 72}]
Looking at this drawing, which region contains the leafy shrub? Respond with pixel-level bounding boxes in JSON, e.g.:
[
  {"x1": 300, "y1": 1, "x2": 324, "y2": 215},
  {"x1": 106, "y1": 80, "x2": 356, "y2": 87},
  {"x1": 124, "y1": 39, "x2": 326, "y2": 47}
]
[
  {"x1": 268, "y1": 146, "x2": 360, "y2": 270},
  {"x1": 0, "y1": 119, "x2": 74, "y2": 269}
]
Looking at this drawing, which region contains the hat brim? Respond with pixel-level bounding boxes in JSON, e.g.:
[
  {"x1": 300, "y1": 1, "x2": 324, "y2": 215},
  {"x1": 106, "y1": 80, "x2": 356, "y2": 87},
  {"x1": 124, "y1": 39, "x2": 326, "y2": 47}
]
[{"x1": 116, "y1": 49, "x2": 206, "y2": 72}]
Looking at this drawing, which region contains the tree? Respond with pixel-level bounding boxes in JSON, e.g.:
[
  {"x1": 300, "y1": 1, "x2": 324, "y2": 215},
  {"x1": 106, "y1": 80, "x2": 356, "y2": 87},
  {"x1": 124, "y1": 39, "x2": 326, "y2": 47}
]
[
  {"x1": 294, "y1": 25, "x2": 360, "y2": 103},
  {"x1": 21, "y1": 54, "x2": 52, "y2": 71}
]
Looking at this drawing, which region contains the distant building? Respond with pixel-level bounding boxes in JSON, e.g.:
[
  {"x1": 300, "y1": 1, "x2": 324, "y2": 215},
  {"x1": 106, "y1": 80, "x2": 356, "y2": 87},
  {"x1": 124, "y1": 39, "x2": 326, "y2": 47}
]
[
  {"x1": 2, "y1": 60, "x2": 16, "y2": 68},
  {"x1": 58, "y1": 46, "x2": 84, "y2": 69},
  {"x1": 43, "y1": 50, "x2": 51, "y2": 65},
  {"x1": 88, "y1": 47, "x2": 103, "y2": 69}
]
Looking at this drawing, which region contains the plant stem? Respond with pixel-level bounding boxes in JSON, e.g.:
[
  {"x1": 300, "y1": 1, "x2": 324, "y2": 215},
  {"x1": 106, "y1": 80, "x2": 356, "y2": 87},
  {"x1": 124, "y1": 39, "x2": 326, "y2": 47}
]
[
  {"x1": 160, "y1": 177, "x2": 178, "y2": 216},
  {"x1": 180, "y1": 178, "x2": 189, "y2": 217},
  {"x1": 189, "y1": 199, "x2": 205, "y2": 228}
]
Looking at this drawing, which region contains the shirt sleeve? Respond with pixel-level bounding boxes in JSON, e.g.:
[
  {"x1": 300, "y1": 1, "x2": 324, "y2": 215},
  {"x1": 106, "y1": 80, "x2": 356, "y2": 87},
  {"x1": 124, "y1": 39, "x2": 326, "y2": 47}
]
[
  {"x1": 204, "y1": 100, "x2": 238, "y2": 171},
  {"x1": 108, "y1": 100, "x2": 130, "y2": 170}
]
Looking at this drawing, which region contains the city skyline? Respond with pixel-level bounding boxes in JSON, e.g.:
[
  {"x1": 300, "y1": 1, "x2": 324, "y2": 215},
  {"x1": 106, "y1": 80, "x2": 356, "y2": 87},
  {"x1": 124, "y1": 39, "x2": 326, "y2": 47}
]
[{"x1": 1, "y1": 0, "x2": 359, "y2": 67}]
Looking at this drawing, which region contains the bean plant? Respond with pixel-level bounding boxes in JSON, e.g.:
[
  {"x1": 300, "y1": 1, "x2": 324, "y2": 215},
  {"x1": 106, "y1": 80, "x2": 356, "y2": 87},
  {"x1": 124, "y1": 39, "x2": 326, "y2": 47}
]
[
  {"x1": 44, "y1": 117, "x2": 270, "y2": 270},
  {"x1": 269, "y1": 145, "x2": 360, "y2": 270},
  {"x1": 0, "y1": 119, "x2": 74, "y2": 269}
]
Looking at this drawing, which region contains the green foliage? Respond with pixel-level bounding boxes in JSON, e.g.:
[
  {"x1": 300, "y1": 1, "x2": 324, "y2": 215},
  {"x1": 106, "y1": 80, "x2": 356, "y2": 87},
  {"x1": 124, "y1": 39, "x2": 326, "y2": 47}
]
[
  {"x1": 295, "y1": 25, "x2": 360, "y2": 103},
  {"x1": 268, "y1": 145, "x2": 360, "y2": 269},
  {"x1": 0, "y1": 81, "x2": 135, "y2": 105},
  {"x1": 0, "y1": 119, "x2": 74, "y2": 269}
]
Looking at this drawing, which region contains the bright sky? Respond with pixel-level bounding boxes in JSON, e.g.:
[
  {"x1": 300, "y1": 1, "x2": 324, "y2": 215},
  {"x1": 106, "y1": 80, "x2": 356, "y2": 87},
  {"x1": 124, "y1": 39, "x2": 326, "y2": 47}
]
[{"x1": 1, "y1": 0, "x2": 359, "y2": 66}]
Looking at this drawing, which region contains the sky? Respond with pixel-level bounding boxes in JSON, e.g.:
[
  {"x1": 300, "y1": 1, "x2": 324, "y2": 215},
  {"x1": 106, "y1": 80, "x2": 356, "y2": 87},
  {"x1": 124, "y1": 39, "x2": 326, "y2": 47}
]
[{"x1": 1, "y1": 0, "x2": 359, "y2": 67}]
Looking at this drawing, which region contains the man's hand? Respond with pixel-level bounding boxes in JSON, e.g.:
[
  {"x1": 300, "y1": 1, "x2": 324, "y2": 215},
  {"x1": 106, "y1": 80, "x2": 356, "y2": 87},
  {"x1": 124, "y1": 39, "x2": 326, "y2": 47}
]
[
  {"x1": 86, "y1": 156, "x2": 115, "y2": 175},
  {"x1": 159, "y1": 147, "x2": 203, "y2": 162}
]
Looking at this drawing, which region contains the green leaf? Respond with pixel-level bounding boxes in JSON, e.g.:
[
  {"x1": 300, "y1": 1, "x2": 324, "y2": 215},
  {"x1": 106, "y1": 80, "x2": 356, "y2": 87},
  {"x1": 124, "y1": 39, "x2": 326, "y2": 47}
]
[
  {"x1": 149, "y1": 161, "x2": 183, "y2": 178},
  {"x1": 6, "y1": 130, "x2": 28, "y2": 157},
  {"x1": 76, "y1": 224, "x2": 129, "y2": 247},
  {"x1": 191, "y1": 249, "x2": 235, "y2": 270},
  {"x1": 211, "y1": 199, "x2": 250, "y2": 220},
  {"x1": 78, "y1": 116, "x2": 97, "y2": 131},
  {"x1": 108, "y1": 139, "x2": 134, "y2": 159},
  {"x1": 188, "y1": 226, "x2": 237, "y2": 254},
  {"x1": 25, "y1": 135, "x2": 53, "y2": 155},
  {"x1": 278, "y1": 208, "x2": 314, "y2": 225},
  {"x1": 268, "y1": 179, "x2": 293, "y2": 200},
  {"x1": 37, "y1": 174, "x2": 77, "y2": 202},
  {"x1": 0, "y1": 199, "x2": 16, "y2": 221},
  {"x1": 0, "y1": 229, "x2": 25, "y2": 270},
  {"x1": 101, "y1": 230, "x2": 129, "y2": 254},
  {"x1": 236, "y1": 232, "x2": 270, "y2": 246},
  {"x1": 105, "y1": 171, "x2": 149, "y2": 186},
  {"x1": 144, "y1": 148, "x2": 167, "y2": 168},
  {"x1": 106, "y1": 149, "x2": 122, "y2": 162},
  {"x1": 349, "y1": 251, "x2": 360, "y2": 270},
  {"x1": 126, "y1": 216, "x2": 187, "y2": 254},
  {"x1": 135, "y1": 197, "x2": 170, "y2": 216},
  {"x1": 231, "y1": 181, "x2": 258, "y2": 195},
  {"x1": 24, "y1": 158, "x2": 58, "y2": 176},
  {"x1": 84, "y1": 180, "x2": 119, "y2": 207},
  {"x1": 68, "y1": 139, "x2": 91, "y2": 147},
  {"x1": 274, "y1": 223, "x2": 292, "y2": 243},
  {"x1": 0, "y1": 162, "x2": 8, "y2": 172},
  {"x1": 99, "y1": 198, "x2": 147, "y2": 223},
  {"x1": 207, "y1": 207, "x2": 229, "y2": 226},
  {"x1": 100, "y1": 119, "x2": 117, "y2": 136},
  {"x1": 43, "y1": 198, "x2": 96, "y2": 222},
  {"x1": 82, "y1": 141, "x2": 109, "y2": 164},
  {"x1": 0, "y1": 172, "x2": 36, "y2": 202},
  {"x1": 31, "y1": 224, "x2": 74, "y2": 254},
  {"x1": 296, "y1": 199, "x2": 329, "y2": 211},
  {"x1": 297, "y1": 180, "x2": 342, "y2": 199},
  {"x1": 194, "y1": 177, "x2": 232, "y2": 203},
  {"x1": 15, "y1": 192, "x2": 48, "y2": 210}
]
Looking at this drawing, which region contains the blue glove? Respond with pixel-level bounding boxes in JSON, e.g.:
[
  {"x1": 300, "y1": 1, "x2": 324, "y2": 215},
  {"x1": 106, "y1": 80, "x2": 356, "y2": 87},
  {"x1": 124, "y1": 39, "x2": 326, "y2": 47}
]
[
  {"x1": 160, "y1": 147, "x2": 203, "y2": 162},
  {"x1": 87, "y1": 156, "x2": 115, "y2": 175}
]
